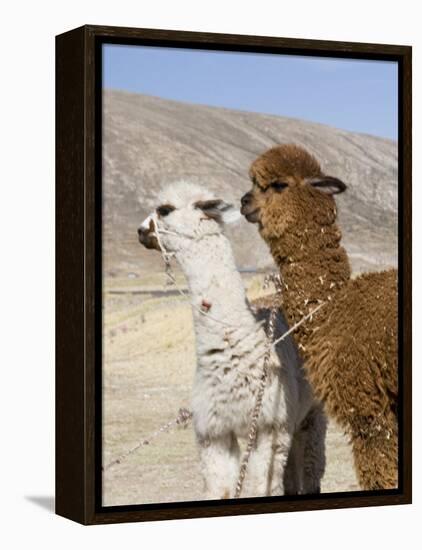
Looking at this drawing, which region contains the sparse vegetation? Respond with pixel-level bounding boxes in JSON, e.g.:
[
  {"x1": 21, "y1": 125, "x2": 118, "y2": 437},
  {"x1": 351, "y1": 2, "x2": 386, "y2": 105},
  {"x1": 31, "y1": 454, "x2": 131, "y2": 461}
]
[{"x1": 102, "y1": 273, "x2": 359, "y2": 506}]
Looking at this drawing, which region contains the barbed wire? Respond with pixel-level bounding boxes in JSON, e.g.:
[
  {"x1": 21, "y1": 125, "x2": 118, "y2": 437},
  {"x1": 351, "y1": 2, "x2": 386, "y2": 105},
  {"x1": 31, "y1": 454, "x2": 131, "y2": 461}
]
[
  {"x1": 102, "y1": 408, "x2": 192, "y2": 472},
  {"x1": 234, "y1": 273, "x2": 282, "y2": 497}
]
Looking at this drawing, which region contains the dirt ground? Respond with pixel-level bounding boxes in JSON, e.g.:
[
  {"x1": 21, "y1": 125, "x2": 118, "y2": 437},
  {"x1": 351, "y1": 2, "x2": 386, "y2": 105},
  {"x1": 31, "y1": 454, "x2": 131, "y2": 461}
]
[{"x1": 102, "y1": 273, "x2": 359, "y2": 507}]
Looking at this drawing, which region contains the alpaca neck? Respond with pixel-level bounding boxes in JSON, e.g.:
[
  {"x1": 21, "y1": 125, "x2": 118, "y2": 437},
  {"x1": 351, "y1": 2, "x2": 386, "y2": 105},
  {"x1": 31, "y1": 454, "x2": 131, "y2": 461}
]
[
  {"x1": 174, "y1": 233, "x2": 259, "y2": 338},
  {"x1": 268, "y1": 222, "x2": 351, "y2": 354}
]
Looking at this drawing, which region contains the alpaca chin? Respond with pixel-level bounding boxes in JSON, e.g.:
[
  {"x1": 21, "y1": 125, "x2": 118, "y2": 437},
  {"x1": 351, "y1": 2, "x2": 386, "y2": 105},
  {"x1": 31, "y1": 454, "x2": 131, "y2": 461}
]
[
  {"x1": 138, "y1": 231, "x2": 159, "y2": 251},
  {"x1": 243, "y1": 209, "x2": 261, "y2": 224}
]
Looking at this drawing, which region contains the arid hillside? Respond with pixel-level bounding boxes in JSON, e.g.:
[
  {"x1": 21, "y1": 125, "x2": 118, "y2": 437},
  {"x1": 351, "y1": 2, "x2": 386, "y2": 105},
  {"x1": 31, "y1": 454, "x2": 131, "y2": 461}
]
[{"x1": 103, "y1": 89, "x2": 398, "y2": 276}]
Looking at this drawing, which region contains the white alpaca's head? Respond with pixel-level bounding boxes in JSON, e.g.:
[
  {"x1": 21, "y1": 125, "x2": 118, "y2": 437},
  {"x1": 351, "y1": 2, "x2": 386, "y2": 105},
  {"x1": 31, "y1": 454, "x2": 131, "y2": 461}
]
[{"x1": 138, "y1": 181, "x2": 240, "y2": 254}]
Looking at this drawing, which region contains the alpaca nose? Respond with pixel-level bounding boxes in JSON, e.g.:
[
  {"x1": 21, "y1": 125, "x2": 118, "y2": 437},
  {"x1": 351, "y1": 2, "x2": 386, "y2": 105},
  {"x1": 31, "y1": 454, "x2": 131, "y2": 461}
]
[
  {"x1": 241, "y1": 192, "x2": 252, "y2": 207},
  {"x1": 137, "y1": 225, "x2": 151, "y2": 244}
]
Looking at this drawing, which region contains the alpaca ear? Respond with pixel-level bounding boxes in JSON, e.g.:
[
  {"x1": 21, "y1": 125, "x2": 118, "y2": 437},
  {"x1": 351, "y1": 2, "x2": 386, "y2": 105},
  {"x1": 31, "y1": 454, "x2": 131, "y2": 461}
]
[
  {"x1": 195, "y1": 199, "x2": 241, "y2": 224},
  {"x1": 307, "y1": 176, "x2": 347, "y2": 195}
]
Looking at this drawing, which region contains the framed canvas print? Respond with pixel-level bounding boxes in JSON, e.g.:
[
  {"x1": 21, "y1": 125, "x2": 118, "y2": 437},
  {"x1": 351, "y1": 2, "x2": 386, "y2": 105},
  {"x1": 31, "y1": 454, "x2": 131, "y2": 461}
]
[{"x1": 56, "y1": 25, "x2": 412, "y2": 525}]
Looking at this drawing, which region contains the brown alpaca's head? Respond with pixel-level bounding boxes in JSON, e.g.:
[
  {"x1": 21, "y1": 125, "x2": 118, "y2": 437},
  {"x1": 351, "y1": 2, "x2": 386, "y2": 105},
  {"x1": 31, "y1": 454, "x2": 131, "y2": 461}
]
[{"x1": 241, "y1": 144, "x2": 347, "y2": 242}]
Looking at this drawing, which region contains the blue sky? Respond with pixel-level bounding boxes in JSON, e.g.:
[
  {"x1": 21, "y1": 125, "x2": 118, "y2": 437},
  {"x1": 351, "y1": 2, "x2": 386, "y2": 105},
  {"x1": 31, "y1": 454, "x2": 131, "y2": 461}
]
[{"x1": 103, "y1": 44, "x2": 398, "y2": 140}]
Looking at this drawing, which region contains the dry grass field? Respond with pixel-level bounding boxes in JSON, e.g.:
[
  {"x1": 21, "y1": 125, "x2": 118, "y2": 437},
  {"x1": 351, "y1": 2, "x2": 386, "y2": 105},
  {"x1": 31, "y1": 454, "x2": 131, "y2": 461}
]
[{"x1": 102, "y1": 272, "x2": 359, "y2": 507}]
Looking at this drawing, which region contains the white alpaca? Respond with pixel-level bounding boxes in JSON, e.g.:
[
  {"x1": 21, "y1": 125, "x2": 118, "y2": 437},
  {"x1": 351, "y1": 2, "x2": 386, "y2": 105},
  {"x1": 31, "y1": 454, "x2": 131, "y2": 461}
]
[{"x1": 138, "y1": 182, "x2": 326, "y2": 499}]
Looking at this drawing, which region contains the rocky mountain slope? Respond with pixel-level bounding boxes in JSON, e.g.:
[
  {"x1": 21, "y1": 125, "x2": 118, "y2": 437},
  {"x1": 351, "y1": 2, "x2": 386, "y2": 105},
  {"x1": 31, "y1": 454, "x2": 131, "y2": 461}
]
[{"x1": 103, "y1": 89, "x2": 398, "y2": 275}]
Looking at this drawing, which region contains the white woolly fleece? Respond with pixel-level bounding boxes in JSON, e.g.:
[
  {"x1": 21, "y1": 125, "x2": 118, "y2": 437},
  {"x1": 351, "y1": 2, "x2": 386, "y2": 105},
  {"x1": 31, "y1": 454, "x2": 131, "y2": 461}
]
[{"x1": 139, "y1": 181, "x2": 326, "y2": 499}]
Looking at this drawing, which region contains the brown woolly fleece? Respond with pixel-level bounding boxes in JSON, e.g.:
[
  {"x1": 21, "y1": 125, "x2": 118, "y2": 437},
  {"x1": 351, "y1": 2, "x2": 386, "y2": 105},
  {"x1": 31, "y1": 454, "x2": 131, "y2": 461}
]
[{"x1": 244, "y1": 144, "x2": 398, "y2": 490}]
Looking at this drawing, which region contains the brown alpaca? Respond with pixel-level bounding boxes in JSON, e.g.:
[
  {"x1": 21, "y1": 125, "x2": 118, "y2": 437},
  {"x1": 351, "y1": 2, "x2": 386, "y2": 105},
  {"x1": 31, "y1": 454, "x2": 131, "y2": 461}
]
[{"x1": 241, "y1": 144, "x2": 398, "y2": 490}]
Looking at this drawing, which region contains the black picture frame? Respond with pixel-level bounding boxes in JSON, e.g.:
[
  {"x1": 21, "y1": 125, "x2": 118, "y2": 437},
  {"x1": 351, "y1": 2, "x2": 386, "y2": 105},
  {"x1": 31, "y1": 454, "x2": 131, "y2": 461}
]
[{"x1": 56, "y1": 24, "x2": 412, "y2": 525}]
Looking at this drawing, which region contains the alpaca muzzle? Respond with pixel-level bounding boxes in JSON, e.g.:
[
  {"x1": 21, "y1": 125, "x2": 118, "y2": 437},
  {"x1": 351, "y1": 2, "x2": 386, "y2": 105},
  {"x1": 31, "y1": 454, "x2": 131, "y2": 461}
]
[
  {"x1": 137, "y1": 219, "x2": 160, "y2": 251},
  {"x1": 240, "y1": 192, "x2": 261, "y2": 224}
]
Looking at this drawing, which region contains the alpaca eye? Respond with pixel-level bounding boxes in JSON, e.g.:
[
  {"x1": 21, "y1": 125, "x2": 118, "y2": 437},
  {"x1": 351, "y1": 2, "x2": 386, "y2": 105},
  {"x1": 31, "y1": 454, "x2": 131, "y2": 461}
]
[
  {"x1": 271, "y1": 181, "x2": 288, "y2": 192},
  {"x1": 156, "y1": 204, "x2": 175, "y2": 217}
]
